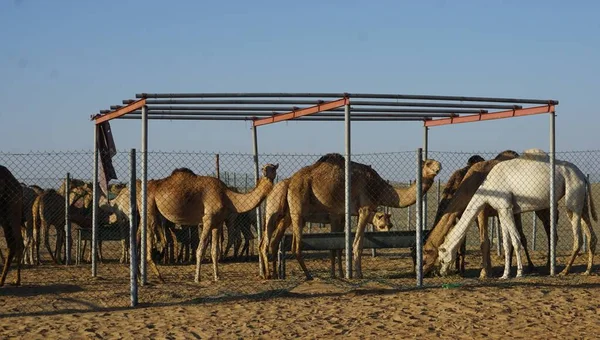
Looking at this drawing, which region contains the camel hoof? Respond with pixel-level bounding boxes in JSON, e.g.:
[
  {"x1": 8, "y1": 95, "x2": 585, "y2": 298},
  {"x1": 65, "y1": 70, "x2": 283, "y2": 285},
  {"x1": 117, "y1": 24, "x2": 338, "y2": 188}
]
[
  {"x1": 558, "y1": 270, "x2": 568, "y2": 276},
  {"x1": 305, "y1": 275, "x2": 314, "y2": 281},
  {"x1": 500, "y1": 274, "x2": 510, "y2": 280},
  {"x1": 515, "y1": 271, "x2": 523, "y2": 278},
  {"x1": 582, "y1": 271, "x2": 592, "y2": 276}
]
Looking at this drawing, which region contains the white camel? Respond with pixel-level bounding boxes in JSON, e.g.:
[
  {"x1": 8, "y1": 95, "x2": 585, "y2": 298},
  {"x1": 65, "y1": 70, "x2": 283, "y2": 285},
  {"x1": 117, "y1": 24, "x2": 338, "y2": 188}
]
[{"x1": 437, "y1": 148, "x2": 597, "y2": 279}]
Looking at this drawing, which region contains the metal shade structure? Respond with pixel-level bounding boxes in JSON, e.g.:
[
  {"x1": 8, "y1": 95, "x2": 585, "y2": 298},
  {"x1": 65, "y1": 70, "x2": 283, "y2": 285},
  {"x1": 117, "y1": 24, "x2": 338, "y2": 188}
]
[{"x1": 90, "y1": 92, "x2": 559, "y2": 303}]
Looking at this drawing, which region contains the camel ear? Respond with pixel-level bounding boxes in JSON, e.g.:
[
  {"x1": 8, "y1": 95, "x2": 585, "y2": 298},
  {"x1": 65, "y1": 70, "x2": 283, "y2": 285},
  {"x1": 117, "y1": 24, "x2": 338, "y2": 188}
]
[{"x1": 274, "y1": 163, "x2": 279, "y2": 169}]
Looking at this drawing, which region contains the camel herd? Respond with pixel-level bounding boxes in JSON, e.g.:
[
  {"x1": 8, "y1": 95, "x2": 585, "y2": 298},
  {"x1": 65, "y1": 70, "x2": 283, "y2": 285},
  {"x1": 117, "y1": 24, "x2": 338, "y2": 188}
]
[{"x1": 0, "y1": 148, "x2": 597, "y2": 287}]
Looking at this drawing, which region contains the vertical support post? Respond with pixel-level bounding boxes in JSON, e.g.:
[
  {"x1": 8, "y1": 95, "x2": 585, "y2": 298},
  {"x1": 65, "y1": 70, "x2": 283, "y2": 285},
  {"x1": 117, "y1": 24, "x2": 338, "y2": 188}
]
[
  {"x1": 415, "y1": 148, "x2": 423, "y2": 287},
  {"x1": 549, "y1": 111, "x2": 557, "y2": 276},
  {"x1": 252, "y1": 125, "x2": 263, "y2": 277},
  {"x1": 129, "y1": 149, "x2": 138, "y2": 307},
  {"x1": 582, "y1": 174, "x2": 589, "y2": 252},
  {"x1": 436, "y1": 179, "x2": 441, "y2": 205},
  {"x1": 140, "y1": 105, "x2": 148, "y2": 285},
  {"x1": 422, "y1": 126, "x2": 428, "y2": 230},
  {"x1": 532, "y1": 212, "x2": 537, "y2": 251},
  {"x1": 215, "y1": 154, "x2": 220, "y2": 180},
  {"x1": 344, "y1": 103, "x2": 352, "y2": 279},
  {"x1": 92, "y1": 126, "x2": 99, "y2": 277},
  {"x1": 495, "y1": 217, "x2": 501, "y2": 257},
  {"x1": 407, "y1": 180, "x2": 412, "y2": 229},
  {"x1": 64, "y1": 173, "x2": 71, "y2": 265}
]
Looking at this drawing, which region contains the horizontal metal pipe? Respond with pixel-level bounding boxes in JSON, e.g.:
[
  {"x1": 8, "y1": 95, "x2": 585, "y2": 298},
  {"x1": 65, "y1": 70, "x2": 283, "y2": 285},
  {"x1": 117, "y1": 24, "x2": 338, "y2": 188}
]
[
  {"x1": 350, "y1": 101, "x2": 522, "y2": 110},
  {"x1": 135, "y1": 92, "x2": 558, "y2": 105},
  {"x1": 118, "y1": 115, "x2": 430, "y2": 121},
  {"x1": 123, "y1": 98, "x2": 523, "y2": 110},
  {"x1": 102, "y1": 110, "x2": 458, "y2": 118},
  {"x1": 110, "y1": 105, "x2": 487, "y2": 114}
]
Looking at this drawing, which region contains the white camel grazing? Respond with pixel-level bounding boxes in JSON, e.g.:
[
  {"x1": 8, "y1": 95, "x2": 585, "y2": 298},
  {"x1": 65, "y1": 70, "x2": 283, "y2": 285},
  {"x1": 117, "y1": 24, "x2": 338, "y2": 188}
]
[{"x1": 437, "y1": 148, "x2": 597, "y2": 279}]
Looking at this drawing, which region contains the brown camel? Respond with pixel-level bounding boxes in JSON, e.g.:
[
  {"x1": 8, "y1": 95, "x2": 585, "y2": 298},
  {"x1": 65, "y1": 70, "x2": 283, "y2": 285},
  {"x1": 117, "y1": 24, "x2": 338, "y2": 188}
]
[
  {"x1": 421, "y1": 154, "x2": 485, "y2": 273},
  {"x1": 143, "y1": 164, "x2": 278, "y2": 283},
  {"x1": 421, "y1": 150, "x2": 556, "y2": 278},
  {"x1": 21, "y1": 184, "x2": 44, "y2": 265},
  {"x1": 259, "y1": 178, "x2": 394, "y2": 279},
  {"x1": 32, "y1": 189, "x2": 111, "y2": 265},
  {"x1": 286, "y1": 153, "x2": 441, "y2": 279},
  {"x1": 0, "y1": 165, "x2": 24, "y2": 286}
]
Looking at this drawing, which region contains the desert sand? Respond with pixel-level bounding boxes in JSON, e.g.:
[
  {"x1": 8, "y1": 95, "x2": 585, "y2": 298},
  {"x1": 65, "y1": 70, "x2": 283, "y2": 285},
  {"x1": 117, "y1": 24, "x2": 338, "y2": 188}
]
[{"x1": 2, "y1": 249, "x2": 600, "y2": 339}]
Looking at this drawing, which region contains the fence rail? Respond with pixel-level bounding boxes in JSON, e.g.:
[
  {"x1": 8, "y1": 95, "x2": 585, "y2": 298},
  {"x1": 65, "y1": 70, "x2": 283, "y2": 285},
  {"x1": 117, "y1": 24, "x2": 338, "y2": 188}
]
[{"x1": 1, "y1": 149, "x2": 599, "y2": 316}]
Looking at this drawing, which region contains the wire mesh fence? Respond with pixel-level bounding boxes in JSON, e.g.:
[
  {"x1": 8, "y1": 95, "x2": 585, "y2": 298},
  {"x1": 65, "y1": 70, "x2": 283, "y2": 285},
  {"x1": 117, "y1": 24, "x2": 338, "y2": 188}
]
[{"x1": 1, "y1": 149, "x2": 599, "y2": 316}]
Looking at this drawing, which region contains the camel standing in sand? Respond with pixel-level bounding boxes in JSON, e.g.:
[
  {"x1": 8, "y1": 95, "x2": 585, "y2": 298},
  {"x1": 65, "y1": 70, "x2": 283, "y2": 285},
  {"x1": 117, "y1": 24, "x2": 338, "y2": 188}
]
[
  {"x1": 0, "y1": 165, "x2": 24, "y2": 286},
  {"x1": 421, "y1": 150, "x2": 557, "y2": 278},
  {"x1": 143, "y1": 164, "x2": 278, "y2": 283},
  {"x1": 426, "y1": 154, "x2": 485, "y2": 273},
  {"x1": 21, "y1": 184, "x2": 44, "y2": 265},
  {"x1": 259, "y1": 178, "x2": 393, "y2": 279},
  {"x1": 437, "y1": 149, "x2": 597, "y2": 279},
  {"x1": 286, "y1": 153, "x2": 441, "y2": 279}
]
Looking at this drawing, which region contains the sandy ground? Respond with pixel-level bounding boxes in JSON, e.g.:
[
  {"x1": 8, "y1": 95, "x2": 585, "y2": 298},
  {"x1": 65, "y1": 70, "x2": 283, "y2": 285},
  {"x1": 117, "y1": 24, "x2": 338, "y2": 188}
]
[{"x1": 2, "y1": 248, "x2": 600, "y2": 339}]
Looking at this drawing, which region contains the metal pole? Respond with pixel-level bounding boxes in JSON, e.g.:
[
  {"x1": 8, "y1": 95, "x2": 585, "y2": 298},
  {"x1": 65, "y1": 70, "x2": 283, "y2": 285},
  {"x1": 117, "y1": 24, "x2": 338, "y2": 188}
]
[
  {"x1": 140, "y1": 105, "x2": 148, "y2": 284},
  {"x1": 129, "y1": 149, "x2": 138, "y2": 307},
  {"x1": 407, "y1": 180, "x2": 412, "y2": 229},
  {"x1": 252, "y1": 125, "x2": 263, "y2": 277},
  {"x1": 64, "y1": 173, "x2": 71, "y2": 265},
  {"x1": 422, "y1": 126, "x2": 428, "y2": 230},
  {"x1": 582, "y1": 174, "x2": 589, "y2": 252},
  {"x1": 495, "y1": 217, "x2": 501, "y2": 257},
  {"x1": 532, "y1": 212, "x2": 537, "y2": 251},
  {"x1": 344, "y1": 103, "x2": 352, "y2": 279},
  {"x1": 549, "y1": 111, "x2": 556, "y2": 276},
  {"x1": 92, "y1": 127, "x2": 99, "y2": 277},
  {"x1": 415, "y1": 148, "x2": 423, "y2": 287},
  {"x1": 215, "y1": 154, "x2": 220, "y2": 180},
  {"x1": 436, "y1": 179, "x2": 441, "y2": 205}
]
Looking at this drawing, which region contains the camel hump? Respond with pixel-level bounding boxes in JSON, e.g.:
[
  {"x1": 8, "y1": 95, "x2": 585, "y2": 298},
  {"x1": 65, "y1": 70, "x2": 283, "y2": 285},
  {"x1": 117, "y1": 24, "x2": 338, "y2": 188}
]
[
  {"x1": 315, "y1": 153, "x2": 345, "y2": 165},
  {"x1": 494, "y1": 150, "x2": 519, "y2": 161},
  {"x1": 520, "y1": 148, "x2": 549, "y2": 161},
  {"x1": 171, "y1": 167, "x2": 196, "y2": 176}
]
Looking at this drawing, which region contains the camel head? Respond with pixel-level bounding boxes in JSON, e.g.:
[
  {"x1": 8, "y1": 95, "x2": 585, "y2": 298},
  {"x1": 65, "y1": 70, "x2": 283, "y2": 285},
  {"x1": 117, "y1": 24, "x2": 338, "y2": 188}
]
[
  {"x1": 494, "y1": 150, "x2": 519, "y2": 161},
  {"x1": 419, "y1": 245, "x2": 439, "y2": 276},
  {"x1": 422, "y1": 159, "x2": 442, "y2": 178},
  {"x1": 371, "y1": 211, "x2": 393, "y2": 231},
  {"x1": 437, "y1": 245, "x2": 456, "y2": 277},
  {"x1": 261, "y1": 163, "x2": 279, "y2": 181}
]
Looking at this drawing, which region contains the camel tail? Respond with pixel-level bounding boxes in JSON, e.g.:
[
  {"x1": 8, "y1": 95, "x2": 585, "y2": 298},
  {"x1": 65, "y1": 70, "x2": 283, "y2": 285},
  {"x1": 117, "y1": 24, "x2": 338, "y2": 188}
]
[{"x1": 587, "y1": 178, "x2": 597, "y2": 222}]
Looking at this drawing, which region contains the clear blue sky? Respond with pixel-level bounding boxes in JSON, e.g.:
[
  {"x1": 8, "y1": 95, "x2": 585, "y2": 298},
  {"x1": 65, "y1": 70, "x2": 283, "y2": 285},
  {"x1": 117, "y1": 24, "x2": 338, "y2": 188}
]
[{"x1": 1, "y1": 0, "x2": 599, "y2": 155}]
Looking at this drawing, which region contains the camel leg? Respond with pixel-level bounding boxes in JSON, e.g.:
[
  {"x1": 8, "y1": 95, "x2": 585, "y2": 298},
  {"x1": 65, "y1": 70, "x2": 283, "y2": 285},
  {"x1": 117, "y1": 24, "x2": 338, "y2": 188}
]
[
  {"x1": 535, "y1": 208, "x2": 557, "y2": 271},
  {"x1": 580, "y1": 212, "x2": 597, "y2": 275},
  {"x1": 0, "y1": 213, "x2": 23, "y2": 286},
  {"x1": 497, "y1": 208, "x2": 523, "y2": 279},
  {"x1": 477, "y1": 211, "x2": 491, "y2": 279},
  {"x1": 43, "y1": 225, "x2": 58, "y2": 264},
  {"x1": 559, "y1": 210, "x2": 582, "y2": 276},
  {"x1": 195, "y1": 216, "x2": 216, "y2": 282},
  {"x1": 514, "y1": 213, "x2": 536, "y2": 273},
  {"x1": 211, "y1": 227, "x2": 221, "y2": 281},
  {"x1": 268, "y1": 218, "x2": 289, "y2": 279},
  {"x1": 289, "y1": 211, "x2": 312, "y2": 280},
  {"x1": 330, "y1": 217, "x2": 344, "y2": 278},
  {"x1": 352, "y1": 207, "x2": 372, "y2": 279}
]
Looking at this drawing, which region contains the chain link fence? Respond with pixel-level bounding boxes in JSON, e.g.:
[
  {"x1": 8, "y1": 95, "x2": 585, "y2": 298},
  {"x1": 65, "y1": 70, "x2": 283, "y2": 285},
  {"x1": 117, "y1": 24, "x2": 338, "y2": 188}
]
[{"x1": 1, "y1": 149, "x2": 599, "y2": 316}]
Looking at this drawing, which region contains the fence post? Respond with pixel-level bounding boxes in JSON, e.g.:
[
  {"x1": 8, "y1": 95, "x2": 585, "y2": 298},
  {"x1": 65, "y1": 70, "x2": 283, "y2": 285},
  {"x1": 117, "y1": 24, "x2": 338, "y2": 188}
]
[
  {"x1": 129, "y1": 149, "x2": 138, "y2": 307},
  {"x1": 582, "y1": 174, "x2": 590, "y2": 252},
  {"x1": 344, "y1": 102, "x2": 352, "y2": 279},
  {"x1": 415, "y1": 148, "x2": 423, "y2": 287},
  {"x1": 215, "y1": 154, "x2": 220, "y2": 180},
  {"x1": 532, "y1": 212, "x2": 537, "y2": 251},
  {"x1": 64, "y1": 173, "x2": 71, "y2": 265},
  {"x1": 251, "y1": 125, "x2": 263, "y2": 277},
  {"x1": 140, "y1": 104, "x2": 149, "y2": 284},
  {"x1": 92, "y1": 126, "x2": 99, "y2": 277},
  {"x1": 422, "y1": 126, "x2": 428, "y2": 231},
  {"x1": 549, "y1": 111, "x2": 557, "y2": 276},
  {"x1": 407, "y1": 180, "x2": 412, "y2": 229}
]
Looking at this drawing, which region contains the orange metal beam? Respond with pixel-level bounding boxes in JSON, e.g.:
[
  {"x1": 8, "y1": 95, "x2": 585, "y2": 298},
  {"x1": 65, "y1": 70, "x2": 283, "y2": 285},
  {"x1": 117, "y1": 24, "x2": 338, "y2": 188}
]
[
  {"x1": 424, "y1": 104, "x2": 555, "y2": 127},
  {"x1": 93, "y1": 98, "x2": 147, "y2": 125},
  {"x1": 253, "y1": 97, "x2": 350, "y2": 127}
]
